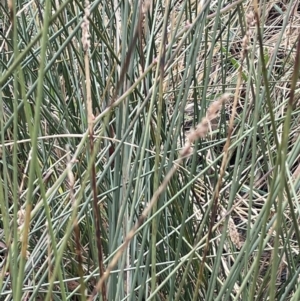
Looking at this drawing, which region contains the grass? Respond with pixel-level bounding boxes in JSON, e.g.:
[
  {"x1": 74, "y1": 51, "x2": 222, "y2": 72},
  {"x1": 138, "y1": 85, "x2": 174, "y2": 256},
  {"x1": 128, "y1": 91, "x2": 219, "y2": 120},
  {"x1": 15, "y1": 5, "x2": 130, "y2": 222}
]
[{"x1": 0, "y1": 0, "x2": 300, "y2": 300}]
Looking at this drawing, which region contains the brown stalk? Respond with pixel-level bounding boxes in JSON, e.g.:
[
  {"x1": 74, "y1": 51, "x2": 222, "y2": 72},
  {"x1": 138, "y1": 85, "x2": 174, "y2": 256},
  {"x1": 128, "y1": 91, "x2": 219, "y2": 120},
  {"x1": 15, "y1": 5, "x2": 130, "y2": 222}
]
[
  {"x1": 192, "y1": 18, "x2": 248, "y2": 297},
  {"x1": 81, "y1": 1, "x2": 106, "y2": 299},
  {"x1": 67, "y1": 150, "x2": 86, "y2": 300}
]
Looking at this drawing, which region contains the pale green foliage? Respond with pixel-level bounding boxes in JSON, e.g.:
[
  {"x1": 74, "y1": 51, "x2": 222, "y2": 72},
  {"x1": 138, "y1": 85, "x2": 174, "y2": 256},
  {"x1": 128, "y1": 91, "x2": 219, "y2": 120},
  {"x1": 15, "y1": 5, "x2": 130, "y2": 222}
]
[{"x1": 0, "y1": 0, "x2": 300, "y2": 300}]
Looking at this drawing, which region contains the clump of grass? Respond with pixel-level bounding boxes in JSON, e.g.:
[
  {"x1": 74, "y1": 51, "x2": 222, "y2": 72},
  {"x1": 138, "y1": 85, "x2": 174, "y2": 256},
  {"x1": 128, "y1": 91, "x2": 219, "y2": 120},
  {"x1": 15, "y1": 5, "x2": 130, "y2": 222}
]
[{"x1": 0, "y1": 0, "x2": 300, "y2": 300}]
